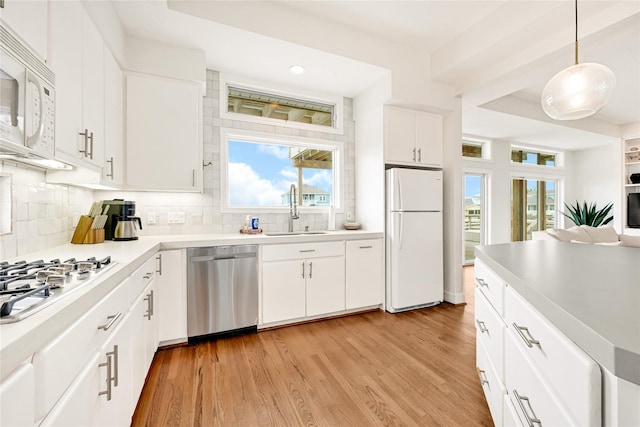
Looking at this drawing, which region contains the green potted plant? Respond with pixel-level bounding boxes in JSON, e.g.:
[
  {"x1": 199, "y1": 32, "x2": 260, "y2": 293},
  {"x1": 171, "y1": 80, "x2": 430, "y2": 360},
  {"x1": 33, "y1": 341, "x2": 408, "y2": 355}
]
[{"x1": 563, "y1": 201, "x2": 613, "y2": 226}]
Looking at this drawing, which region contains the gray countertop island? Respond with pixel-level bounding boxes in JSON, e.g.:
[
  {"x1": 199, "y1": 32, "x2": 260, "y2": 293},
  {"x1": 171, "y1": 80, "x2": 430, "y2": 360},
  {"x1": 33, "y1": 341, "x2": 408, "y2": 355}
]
[{"x1": 475, "y1": 240, "x2": 640, "y2": 386}]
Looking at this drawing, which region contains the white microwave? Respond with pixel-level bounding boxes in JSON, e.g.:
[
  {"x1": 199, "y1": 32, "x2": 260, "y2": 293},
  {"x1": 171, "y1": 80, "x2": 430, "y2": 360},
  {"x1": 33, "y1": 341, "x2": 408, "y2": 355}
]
[{"x1": 0, "y1": 24, "x2": 55, "y2": 160}]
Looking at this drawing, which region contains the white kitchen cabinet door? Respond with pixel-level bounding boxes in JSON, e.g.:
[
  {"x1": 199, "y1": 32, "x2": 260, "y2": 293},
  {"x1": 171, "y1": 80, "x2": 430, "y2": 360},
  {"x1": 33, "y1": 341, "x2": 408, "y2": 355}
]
[
  {"x1": 345, "y1": 239, "x2": 383, "y2": 309},
  {"x1": 262, "y1": 260, "x2": 306, "y2": 324},
  {"x1": 102, "y1": 47, "x2": 124, "y2": 185},
  {"x1": 306, "y1": 257, "x2": 345, "y2": 317},
  {"x1": 125, "y1": 73, "x2": 202, "y2": 191},
  {"x1": 157, "y1": 250, "x2": 188, "y2": 345},
  {"x1": 131, "y1": 280, "x2": 158, "y2": 402},
  {"x1": 384, "y1": 106, "x2": 416, "y2": 165},
  {"x1": 0, "y1": 362, "x2": 35, "y2": 427},
  {"x1": 1, "y1": 0, "x2": 48, "y2": 60},
  {"x1": 49, "y1": 0, "x2": 104, "y2": 168},
  {"x1": 415, "y1": 111, "x2": 442, "y2": 167}
]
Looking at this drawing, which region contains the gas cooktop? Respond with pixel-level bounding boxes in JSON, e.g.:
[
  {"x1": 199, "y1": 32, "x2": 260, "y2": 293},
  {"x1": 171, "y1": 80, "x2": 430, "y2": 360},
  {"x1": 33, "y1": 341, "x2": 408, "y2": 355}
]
[{"x1": 0, "y1": 256, "x2": 116, "y2": 324}]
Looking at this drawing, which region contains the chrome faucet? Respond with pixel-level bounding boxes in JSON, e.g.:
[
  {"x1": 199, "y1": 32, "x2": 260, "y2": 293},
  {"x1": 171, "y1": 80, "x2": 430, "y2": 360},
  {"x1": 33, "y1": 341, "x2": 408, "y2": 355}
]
[{"x1": 288, "y1": 184, "x2": 299, "y2": 232}]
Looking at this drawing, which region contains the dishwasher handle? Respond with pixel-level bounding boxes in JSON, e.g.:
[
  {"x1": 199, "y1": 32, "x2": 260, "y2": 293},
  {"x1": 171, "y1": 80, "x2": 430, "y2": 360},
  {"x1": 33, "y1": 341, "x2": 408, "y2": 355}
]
[{"x1": 190, "y1": 253, "x2": 256, "y2": 262}]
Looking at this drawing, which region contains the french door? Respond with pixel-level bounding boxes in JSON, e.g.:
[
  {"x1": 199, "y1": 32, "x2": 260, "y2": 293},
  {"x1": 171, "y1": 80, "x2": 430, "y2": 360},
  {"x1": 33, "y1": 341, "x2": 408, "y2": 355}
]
[
  {"x1": 463, "y1": 174, "x2": 485, "y2": 264},
  {"x1": 511, "y1": 178, "x2": 557, "y2": 241}
]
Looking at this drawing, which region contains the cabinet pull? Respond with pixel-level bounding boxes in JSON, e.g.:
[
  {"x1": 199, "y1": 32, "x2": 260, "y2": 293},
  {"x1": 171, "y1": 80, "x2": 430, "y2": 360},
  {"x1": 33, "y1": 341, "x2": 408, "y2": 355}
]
[
  {"x1": 513, "y1": 323, "x2": 540, "y2": 348},
  {"x1": 144, "y1": 290, "x2": 154, "y2": 320},
  {"x1": 97, "y1": 312, "x2": 122, "y2": 331},
  {"x1": 98, "y1": 353, "x2": 113, "y2": 401},
  {"x1": 192, "y1": 169, "x2": 196, "y2": 186},
  {"x1": 359, "y1": 245, "x2": 373, "y2": 249},
  {"x1": 79, "y1": 129, "x2": 89, "y2": 157},
  {"x1": 513, "y1": 390, "x2": 542, "y2": 427},
  {"x1": 418, "y1": 148, "x2": 422, "y2": 162},
  {"x1": 309, "y1": 262, "x2": 313, "y2": 279},
  {"x1": 412, "y1": 147, "x2": 416, "y2": 161},
  {"x1": 156, "y1": 253, "x2": 162, "y2": 275},
  {"x1": 476, "y1": 319, "x2": 489, "y2": 333},
  {"x1": 299, "y1": 249, "x2": 315, "y2": 253},
  {"x1": 475, "y1": 278, "x2": 489, "y2": 288},
  {"x1": 301, "y1": 262, "x2": 305, "y2": 279},
  {"x1": 476, "y1": 368, "x2": 489, "y2": 386},
  {"x1": 88, "y1": 131, "x2": 94, "y2": 159},
  {"x1": 106, "y1": 157, "x2": 114, "y2": 178},
  {"x1": 107, "y1": 345, "x2": 119, "y2": 387}
]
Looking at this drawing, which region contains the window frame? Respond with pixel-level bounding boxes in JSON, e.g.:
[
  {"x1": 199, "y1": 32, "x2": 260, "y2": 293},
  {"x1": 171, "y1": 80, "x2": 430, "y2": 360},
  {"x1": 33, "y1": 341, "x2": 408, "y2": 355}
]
[
  {"x1": 510, "y1": 144, "x2": 564, "y2": 168},
  {"x1": 462, "y1": 136, "x2": 492, "y2": 161},
  {"x1": 220, "y1": 127, "x2": 344, "y2": 214},
  {"x1": 219, "y1": 74, "x2": 344, "y2": 135}
]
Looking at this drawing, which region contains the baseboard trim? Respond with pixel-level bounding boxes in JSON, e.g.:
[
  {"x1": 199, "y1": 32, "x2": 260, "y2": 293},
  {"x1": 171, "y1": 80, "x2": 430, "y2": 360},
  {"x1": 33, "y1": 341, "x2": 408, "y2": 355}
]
[{"x1": 444, "y1": 290, "x2": 466, "y2": 305}]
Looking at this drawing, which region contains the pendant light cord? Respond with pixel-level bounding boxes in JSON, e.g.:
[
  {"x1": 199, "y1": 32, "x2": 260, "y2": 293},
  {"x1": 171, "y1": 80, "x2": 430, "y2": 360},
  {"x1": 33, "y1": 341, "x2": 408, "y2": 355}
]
[{"x1": 574, "y1": 0, "x2": 579, "y2": 65}]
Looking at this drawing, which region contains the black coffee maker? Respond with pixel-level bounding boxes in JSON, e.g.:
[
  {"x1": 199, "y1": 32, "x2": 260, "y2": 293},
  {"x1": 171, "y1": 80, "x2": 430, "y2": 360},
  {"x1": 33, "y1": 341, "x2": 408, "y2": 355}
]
[{"x1": 104, "y1": 199, "x2": 136, "y2": 240}]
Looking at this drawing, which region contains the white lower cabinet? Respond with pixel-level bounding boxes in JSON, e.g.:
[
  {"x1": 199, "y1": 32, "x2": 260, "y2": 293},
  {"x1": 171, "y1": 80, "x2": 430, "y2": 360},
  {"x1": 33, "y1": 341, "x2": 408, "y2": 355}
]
[
  {"x1": 476, "y1": 341, "x2": 505, "y2": 426},
  {"x1": 156, "y1": 250, "x2": 187, "y2": 345},
  {"x1": 262, "y1": 242, "x2": 345, "y2": 325},
  {"x1": 345, "y1": 239, "x2": 383, "y2": 309},
  {"x1": 0, "y1": 362, "x2": 35, "y2": 427},
  {"x1": 131, "y1": 280, "x2": 158, "y2": 401}
]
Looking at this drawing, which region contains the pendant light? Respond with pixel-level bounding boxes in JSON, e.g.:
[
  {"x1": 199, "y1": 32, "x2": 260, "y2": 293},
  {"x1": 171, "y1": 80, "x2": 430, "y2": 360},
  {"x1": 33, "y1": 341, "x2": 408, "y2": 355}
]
[{"x1": 541, "y1": 0, "x2": 616, "y2": 120}]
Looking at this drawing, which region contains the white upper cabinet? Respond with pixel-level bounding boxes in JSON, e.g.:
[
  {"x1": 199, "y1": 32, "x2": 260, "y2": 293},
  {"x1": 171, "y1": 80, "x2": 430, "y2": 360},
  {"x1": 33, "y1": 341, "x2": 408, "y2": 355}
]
[
  {"x1": 125, "y1": 73, "x2": 202, "y2": 191},
  {"x1": 0, "y1": 0, "x2": 48, "y2": 60},
  {"x1": 384, "y1": 106, "x2": 443, "y2": 167},
  {"x1": 49, "y1": 0, "x2": 104, "y2": 169}
]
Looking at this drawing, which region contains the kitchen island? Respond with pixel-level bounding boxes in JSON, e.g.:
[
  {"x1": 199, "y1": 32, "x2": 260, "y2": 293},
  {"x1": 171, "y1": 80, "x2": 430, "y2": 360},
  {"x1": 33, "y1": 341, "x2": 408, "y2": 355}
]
[{"x1": 475, "y1": 240, "x2": 639, "y2": 426}]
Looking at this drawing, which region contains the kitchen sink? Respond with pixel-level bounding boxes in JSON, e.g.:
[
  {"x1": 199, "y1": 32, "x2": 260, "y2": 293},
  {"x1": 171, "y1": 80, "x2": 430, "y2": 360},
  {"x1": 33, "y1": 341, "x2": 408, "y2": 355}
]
[{"x1": 265, "y1": 231, "x2": 327, "y2": 236}]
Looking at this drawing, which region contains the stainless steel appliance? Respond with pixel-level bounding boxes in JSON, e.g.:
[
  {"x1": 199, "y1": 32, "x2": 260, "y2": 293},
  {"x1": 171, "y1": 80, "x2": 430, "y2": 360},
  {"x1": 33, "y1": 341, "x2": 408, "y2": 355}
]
[
  {"x1": 114, "y1": 215, "x2": 142, "y2": 241},
  {"x1": 386, "y1": 167, "x2": 443, "y2": 312},
  {"x1": 0, "y1": 256, "x2": 116, "y2": 323},
  {"x1": 187, "y1": 245, "x2": 258, "y2": 340},
  {"x1": 0, "y1": 25, "x2": 56, "y2": 163},
  {"x1": 103, "y1": 199, "x2": 136, "y2": 240}
]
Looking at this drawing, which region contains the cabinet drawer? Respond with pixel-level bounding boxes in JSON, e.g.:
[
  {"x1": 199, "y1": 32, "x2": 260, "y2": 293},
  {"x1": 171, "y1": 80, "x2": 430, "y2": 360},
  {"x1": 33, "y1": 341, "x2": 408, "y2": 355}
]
[
  {"x1": 474, "y1": 259, "x2": 505, "y2": 315},
  {"x1": 263, "y1": 241, "x2": 344, "y2": 261},
  {"x1": 129, "y1": 255, "x2": 157, "y2": 295},
  {"x1": 476, "y1": 341, "x2": 505, "y2": 426},
  {"x1": 505, "y1": 286, "x2": 600, "y2": 426},
  {"x1": 475, "y1": 288, "x2": 505, "y2": 382},
  {"x1": 32, "y1": 277, "x2": 133, "y2": 421},
  {"x1": 505, "y1": 332, "x2": 574, "y2": 427}
]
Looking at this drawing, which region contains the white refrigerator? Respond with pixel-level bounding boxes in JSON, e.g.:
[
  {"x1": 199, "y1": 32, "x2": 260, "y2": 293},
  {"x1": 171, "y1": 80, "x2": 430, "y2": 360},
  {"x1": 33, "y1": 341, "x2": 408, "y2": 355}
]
[{"x1": 386, "y1": 168, "x2": 443, "y2": 312}]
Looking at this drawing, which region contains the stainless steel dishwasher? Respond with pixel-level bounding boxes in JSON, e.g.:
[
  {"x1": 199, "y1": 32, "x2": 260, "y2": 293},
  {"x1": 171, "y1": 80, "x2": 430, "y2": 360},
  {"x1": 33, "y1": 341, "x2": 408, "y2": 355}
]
[{"x1": 187, "y1": 245, "x2": 258, "y2": 340}]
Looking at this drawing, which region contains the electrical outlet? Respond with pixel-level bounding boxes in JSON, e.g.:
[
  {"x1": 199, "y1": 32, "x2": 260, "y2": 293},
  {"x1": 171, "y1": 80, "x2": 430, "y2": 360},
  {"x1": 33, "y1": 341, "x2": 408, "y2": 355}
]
[
  {"x1": 147, "y1": 212, "x2": 156, "y2": 225},
  {"x1": 168, "y1": 212, "x2": 185, "y2": 224},
  {"x1": 347, "y1": 212, "x2": 353, "y2": 221}
]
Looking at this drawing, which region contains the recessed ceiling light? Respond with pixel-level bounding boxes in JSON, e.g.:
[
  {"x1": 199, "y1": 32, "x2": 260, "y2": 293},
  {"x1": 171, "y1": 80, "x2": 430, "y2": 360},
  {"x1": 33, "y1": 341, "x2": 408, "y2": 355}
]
[{"x1": 289, "y1": 65, "x2": 305, "y2": 75}]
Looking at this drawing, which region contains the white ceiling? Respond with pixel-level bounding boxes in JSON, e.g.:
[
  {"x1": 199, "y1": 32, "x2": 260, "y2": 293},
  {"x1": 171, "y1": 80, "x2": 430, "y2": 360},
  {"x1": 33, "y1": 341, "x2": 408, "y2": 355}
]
[{"x1": 112, "y1": 0, "x2": 640, "y2": 152}]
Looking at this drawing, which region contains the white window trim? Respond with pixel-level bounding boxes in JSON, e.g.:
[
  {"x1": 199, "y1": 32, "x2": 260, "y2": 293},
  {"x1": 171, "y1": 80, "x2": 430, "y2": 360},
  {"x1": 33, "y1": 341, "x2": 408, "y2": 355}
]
[
  {"x1": 219, "y1": 74, "x2": 344, "y2": 135},
  {"x1": 462, "y1": 136, "x2": 492, "y2": 161},
  {"x1": 509, "y1": 171, "x2": 565, "y2": 229},
  {"x1": 220, "y1": 127, "x2": 344, "y2": 214},
  {"x1": 510, "y1": 144, "x2": 565, "y2": 169}
]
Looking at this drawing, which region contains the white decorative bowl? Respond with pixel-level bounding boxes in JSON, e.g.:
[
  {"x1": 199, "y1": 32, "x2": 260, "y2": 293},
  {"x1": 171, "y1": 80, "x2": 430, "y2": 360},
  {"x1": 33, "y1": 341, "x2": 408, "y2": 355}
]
[{"x1": 343, "y1": 222, "x2": 361, "y2": 230}]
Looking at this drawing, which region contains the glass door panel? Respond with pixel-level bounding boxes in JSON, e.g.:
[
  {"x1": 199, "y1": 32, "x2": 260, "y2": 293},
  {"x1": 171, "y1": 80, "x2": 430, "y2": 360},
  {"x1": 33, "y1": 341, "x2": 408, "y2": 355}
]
[
  {"x1": 511, "y1": 178, "x2": 556, "y2": 241},
  {"x1": 464, "y1": 174, "x2": 484, "y2": 264}
]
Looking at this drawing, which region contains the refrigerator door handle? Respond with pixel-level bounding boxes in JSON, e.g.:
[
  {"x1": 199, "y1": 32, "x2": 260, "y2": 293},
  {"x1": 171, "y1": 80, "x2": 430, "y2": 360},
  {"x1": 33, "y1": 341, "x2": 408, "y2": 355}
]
[
  {"x1": 398, "y1": 212, "x2": 403, "y2": 249},
  {"x1": 397, "y1": 173, "x2": 403, "y2": 211}
]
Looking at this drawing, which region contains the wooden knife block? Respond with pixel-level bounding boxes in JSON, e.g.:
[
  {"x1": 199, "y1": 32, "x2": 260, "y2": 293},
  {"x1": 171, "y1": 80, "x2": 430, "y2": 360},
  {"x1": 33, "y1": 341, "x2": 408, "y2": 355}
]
[{"x1": 71, "y1": 215, "x2": 101, "y2": 244}]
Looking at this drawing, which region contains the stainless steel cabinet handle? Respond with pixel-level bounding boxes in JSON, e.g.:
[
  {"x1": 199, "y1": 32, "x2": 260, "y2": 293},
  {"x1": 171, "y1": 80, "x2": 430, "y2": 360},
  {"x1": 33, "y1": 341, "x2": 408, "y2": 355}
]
[
  {"x1": 192, "y1": 169, "x2": 196, "y2": 186},
  {"x1": 412, "y1": 147, "x2": 416, "y2": 161},
  {"x1": 299, "y1": 249, "x2": 316, "y2": 253},
  {"x1": 98, "y1": 353, "x2": 112, "y2": 401},
  {"x1": 143, "y1": 272, "x2": 154, "y2": 280},
  {"x1": 309, "y1": 262, "x2": 313, "y2": 279},
  {"x1": 418, "y1": 148, "x2": 422, "y2": 162},
  {"x1": 156, "y1": 253, "x2": 162, "y2": 275},
  {"x1": 301, "y1": 262, "x2": 305, "y2": 279},
  {"x1": 359, "y1": 245, "x2": 373, "y2": 249},
  {"x1": 475, "y1": 278, "x2": 489, "y2": 288},
  {"x1": 79, "y1": 129, "x2": 89, "y2": 157},
  {"x1": 477, "y1": 368, "x2": 489, "y2": 386},
  {"x1": 107, "y1": 345, "x2": 119, "y2": 387},
  {"x1": 513, "y1": 390, "x2": 542, "y2": 427},
  {"x1": 476, "y1": 319, "x2": 489, "y2": 333},
  {"x1": 144, "y1": 290, "x2": 154, "y2": 320},
  {"x1": 106, "y1": 157, "x2": 114, "y2": 178},
  {"x1": 97, "y1": 312, "x2": 122, "y2": 331},
  {"x1": 88, "y1": 131, "x2": 94, "y2": 159},
  {"x1": 513, "y1": 323, "x2": 541, "y2": 348}
]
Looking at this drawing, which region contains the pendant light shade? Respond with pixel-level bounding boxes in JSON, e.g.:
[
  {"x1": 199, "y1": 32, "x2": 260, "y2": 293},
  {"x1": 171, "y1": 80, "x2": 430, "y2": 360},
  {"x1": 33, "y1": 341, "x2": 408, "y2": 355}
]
[
  {"x1": 541, "y1": 0, "x2": 616, "y2": 120},
  {"x1": 541, "y1": 62, "x2": 616, "y2": 120}
]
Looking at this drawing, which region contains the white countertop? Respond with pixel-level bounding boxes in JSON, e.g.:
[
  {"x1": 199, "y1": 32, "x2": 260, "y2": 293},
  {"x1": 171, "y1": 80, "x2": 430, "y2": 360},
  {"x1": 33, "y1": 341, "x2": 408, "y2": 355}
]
[
  {"x1": 475, "y1": 240, "x2": 640, "y2": 385},
  {"x1": 0, "y1": 230, "x2": 383, "y2": 379}
]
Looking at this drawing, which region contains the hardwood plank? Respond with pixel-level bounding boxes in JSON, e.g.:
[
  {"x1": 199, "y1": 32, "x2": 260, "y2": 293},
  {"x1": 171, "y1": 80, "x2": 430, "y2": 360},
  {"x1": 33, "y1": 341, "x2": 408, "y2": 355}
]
[{"x1": 132, "y1": 267, "x2": 492, "y2": 426}]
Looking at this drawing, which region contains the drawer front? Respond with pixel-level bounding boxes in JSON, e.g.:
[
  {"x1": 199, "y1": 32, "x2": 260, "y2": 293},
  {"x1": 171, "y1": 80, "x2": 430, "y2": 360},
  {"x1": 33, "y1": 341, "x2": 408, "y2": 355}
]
[
  {"x1": 475, "y1": 288, "x2": 505, "y2": 382},
  {"x1": 263, "y1": 241, "x2": 344, "y2": 261},
  {"x1": 476, "y1": 340, "x2": 505, "y2": 426},
  {"x1": 32, "y1": 277, "x2": 133, "y2": 421},
  {"x1": 505, "y1": 332, "x2": 574, "y2": 427},
  {"x1": 474, "y1": 259, "x2": 505, "y2": 315},
  {"x1": 129, "y1": 255, "x2": 157, "y2": 295},
  {"x1": 505, "y1": 287, "x2": 601, "y2": 426}
]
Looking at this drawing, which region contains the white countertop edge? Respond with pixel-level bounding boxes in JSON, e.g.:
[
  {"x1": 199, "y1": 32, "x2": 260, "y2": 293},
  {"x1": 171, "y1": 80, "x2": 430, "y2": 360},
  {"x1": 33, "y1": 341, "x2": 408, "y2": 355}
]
[{"x1": 0, "y1": 230, "x2": 383, "y2": 379}]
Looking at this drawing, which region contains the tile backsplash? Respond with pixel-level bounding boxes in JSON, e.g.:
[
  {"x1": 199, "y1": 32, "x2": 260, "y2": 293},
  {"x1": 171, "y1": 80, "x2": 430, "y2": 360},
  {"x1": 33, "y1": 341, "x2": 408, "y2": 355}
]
[
  {"x1": 0, "y1": 162, "x2": 94, "y2": 259},
  {"x1": 0, "y1": 69, "x2": 356, "y2": 259}
]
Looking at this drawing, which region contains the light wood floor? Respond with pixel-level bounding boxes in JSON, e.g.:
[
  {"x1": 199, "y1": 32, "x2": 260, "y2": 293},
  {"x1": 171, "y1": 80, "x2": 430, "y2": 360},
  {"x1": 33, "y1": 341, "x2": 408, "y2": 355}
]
[{"x1": 132, "y1": 266, "x2": 491, "y2": 426}]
